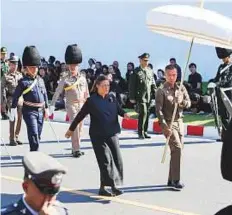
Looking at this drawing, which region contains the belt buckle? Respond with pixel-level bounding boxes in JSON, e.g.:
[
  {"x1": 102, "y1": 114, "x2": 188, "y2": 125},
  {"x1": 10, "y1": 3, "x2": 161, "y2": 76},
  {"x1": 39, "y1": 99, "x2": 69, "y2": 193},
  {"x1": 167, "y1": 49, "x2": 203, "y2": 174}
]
[{"x1": 38, "y1": 107, "x2": 43, "y2": 112}]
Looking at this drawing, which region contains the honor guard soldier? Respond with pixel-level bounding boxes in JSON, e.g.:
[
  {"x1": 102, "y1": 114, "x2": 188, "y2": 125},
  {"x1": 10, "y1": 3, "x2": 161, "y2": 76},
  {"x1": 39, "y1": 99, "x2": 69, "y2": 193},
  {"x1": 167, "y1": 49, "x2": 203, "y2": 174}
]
[
  {"x1": 155, "y1": 65, "x2": 191, "y2": 190},
  {"x1": 10, "y1": 46, "x2": 49, "y2": 151},
  {"x1": 1, "y1": 55, "x2": 23, "y2": 146},
  {"x1": 208, "y1": 48, "x2": 232, "y2": 183},
  {"x1": 129, "y1": 53, "x2": 157, "y2": 139},
  {"x1": 1, "y1": 151, "x2": 69, "y2": 215},
  {"x1": 1, "y1": 47, "x2": 10, "y2": 120},
  {"x1": 50, "y1": 44, "x2": 89, "y2": 158}
]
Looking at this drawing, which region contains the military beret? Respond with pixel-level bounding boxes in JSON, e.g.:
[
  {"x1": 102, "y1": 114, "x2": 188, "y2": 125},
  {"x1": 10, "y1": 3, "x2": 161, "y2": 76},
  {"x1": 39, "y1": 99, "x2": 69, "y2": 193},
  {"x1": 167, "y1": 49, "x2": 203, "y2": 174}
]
[
  {"x1": 138, "y1": 53, "x2": 150, "y2": 59},
  {"x1": 1, "y1": 47, "x2": 7, "y2": 53},
  {"x1": 215, "y1": 47, "x2": 232, "y2": 59},
  {"x1": 22, "y1": 46, "x2": 41, "y2": 67},
  {"x1": 65, "y1": 44, "x2": 82, "y2": 64},
  {"x1": 22, "y1": 152, "x2": 67, "y2": 195},
  {"x1": 9, "y1": 55, "x2": 19, "y2": 63}
]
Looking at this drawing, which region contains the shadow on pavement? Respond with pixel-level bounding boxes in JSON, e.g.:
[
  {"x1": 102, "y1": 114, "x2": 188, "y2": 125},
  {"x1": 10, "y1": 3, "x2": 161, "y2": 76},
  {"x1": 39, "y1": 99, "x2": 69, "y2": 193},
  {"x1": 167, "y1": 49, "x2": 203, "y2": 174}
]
[{"x1": 58, "y1": 190, "x2": 111, "y2": 204}]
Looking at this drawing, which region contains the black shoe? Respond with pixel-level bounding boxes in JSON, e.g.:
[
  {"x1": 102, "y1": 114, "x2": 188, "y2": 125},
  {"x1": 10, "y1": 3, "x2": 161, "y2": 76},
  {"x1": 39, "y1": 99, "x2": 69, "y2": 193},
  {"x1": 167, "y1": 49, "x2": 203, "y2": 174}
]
[
  {"x1": 144, "y1": 133, "x2": 151, "y2": 139},
  {"x1": 16, "y1": 139, "x2": 23, "y2": 145},
  {"x1": 167, "y1": 180, "x2": 173, "y2": 187},
  {"x1": 172, "y1": 181, "x2": 184, "y2": 190},
  {"x1": 9, "y1": 140, "x2": 17, "y2": 146},
  {"x1": 138, "y1": 135, "x2": 145, "y2": 139},
  {"x1": 98, "y1": 188, "x2": 114, "y2": 197},
  {"x1": 111, "y1": 187, "x2": 124, "y2": 196},
  {"x1": 72, "y1": 151, "x2": 84, "y2": 158}
]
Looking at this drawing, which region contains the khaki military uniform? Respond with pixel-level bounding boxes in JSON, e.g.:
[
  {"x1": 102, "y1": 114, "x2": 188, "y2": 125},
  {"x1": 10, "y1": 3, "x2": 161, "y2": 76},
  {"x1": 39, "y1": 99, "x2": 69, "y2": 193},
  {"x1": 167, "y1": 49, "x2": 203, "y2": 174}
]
[
  {"x1": 155, "y1": 82, "x2": 191, "y2": 181},
  {"x1": 51, "y1": 73, "x2": 89, "y2": 152},
  {"x1": 129, "y1": 66, "x2": 156, "y2": 137},
  {"x1": 1, "y1": 71, "x2": 23, "y2": 142}
]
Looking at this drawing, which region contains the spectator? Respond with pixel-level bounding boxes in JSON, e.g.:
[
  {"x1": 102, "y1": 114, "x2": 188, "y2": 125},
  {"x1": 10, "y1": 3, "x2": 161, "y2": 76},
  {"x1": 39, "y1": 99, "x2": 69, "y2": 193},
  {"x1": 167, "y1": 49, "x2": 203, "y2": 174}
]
[
  {"x1": 95, "y1": 61, "x2": 103, "y2": 78},
  {"x1": 125, "y1": 62, "x2": 134, "y2": 83},
  {"x1": 113, "y1": 60, "x2": 121, "y2": 78},
  {"x1": 148, "y1": 63, "x2": 157, "y2": 82},
  {"x1": 156, "y1": 69, "x2": 166, "y2": 87},
  {"x1": 170, "y1": 58, "x2": 182, "y2": 81},
  {"x1": 188, "y1": 63, "x2": 202, "y2": 95},
  {"x1": 102, "y1": 65, "x2": 109, "y2": 74}
]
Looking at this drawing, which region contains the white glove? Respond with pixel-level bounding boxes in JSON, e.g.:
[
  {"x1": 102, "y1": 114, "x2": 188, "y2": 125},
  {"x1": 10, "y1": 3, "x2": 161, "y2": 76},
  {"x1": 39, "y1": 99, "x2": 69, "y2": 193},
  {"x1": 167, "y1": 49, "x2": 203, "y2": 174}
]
[
  {"x1": 207, "y1": 82, "x2": 216, "y2": 89},
  {"x1": 9, "y1": 108, "x2": 17, "y2": 122},
  {"x1": 49, "y1": 106, "x2": 55, "y2": 116}
]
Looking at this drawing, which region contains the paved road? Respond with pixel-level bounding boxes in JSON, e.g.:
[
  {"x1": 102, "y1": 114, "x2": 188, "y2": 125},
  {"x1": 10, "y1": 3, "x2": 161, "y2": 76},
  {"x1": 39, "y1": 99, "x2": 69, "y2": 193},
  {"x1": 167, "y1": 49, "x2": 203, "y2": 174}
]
[{"x1": 1, "y1": 119, "x2": 231, "y2": 215}]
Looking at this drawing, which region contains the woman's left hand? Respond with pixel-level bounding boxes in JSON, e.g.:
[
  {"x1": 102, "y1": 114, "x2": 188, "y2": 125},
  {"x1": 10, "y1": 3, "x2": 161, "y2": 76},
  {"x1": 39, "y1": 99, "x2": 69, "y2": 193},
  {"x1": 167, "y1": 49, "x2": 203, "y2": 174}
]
[{"x1": 65, "y1": 130, "x2": 73, "y2": 138}]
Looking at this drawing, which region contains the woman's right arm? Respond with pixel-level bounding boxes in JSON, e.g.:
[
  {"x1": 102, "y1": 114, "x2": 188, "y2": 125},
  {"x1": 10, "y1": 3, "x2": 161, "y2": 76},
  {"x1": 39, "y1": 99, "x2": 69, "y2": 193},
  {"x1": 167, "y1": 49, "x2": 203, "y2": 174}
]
[{"x1": 69, "y1": 99, "x2": 90, "y2": 131}]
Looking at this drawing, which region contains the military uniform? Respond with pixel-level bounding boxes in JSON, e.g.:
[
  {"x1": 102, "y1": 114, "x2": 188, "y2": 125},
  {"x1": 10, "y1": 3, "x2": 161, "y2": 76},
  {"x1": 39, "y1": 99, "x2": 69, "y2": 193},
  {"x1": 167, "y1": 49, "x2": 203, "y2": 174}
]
[
  {"x1": 1, "y1": 47, "x2": 9, "y2": 77},
  {"x1": 211, "y1": 48, "x2": 232, "y2": 182},
  {"x1": 156, "y1": 82, "x2": 191, "y2": 188},
  {"x1": 50, "y1": 44, "x2": 89, "y2": 157},
  {"x1": 1, "y1": 47, "x2": 9, "y2": 120},
  {"x1": 1, "y1": 151, "x2": 69, "y2": 214},
  {"x1": 129, "y1": 53, "x2": 156, "y2": 138},
  {"x1": 10, "y1": 46, "x2": 48, "y2": 151},
  {"x1": 1, "y1": 56, "x2": 23, "y2": 145}
]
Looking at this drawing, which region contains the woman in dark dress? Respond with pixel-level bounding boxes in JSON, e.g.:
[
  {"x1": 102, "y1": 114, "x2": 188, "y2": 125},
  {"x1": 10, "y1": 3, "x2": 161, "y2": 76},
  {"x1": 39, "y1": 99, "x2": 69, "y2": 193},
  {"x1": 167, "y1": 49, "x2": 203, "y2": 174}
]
[{"x1": 65, "y1": 75, "x2": 129, "y2": 196}]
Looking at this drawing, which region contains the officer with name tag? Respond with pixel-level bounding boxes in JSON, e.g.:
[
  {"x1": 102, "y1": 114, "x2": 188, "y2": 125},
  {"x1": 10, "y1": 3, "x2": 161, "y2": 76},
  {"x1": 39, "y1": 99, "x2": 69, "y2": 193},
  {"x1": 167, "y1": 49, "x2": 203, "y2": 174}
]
[
  {"x1": 50, "y1": 44, "x2": 89, "y2": 158},
  {"x1": 1, "y1": 151, "x2": 69, "y2": 215},
  {"x1": 10, "y1": 46, "x2": 49, "y2": 151}
]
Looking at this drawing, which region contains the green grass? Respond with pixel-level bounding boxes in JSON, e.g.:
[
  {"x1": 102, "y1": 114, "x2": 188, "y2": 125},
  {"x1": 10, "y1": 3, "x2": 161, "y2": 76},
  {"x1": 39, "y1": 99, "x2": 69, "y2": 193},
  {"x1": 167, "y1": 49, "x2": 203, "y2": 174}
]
[{"x1": 124, "y1": 108, "x2": 215, "y2": 127}]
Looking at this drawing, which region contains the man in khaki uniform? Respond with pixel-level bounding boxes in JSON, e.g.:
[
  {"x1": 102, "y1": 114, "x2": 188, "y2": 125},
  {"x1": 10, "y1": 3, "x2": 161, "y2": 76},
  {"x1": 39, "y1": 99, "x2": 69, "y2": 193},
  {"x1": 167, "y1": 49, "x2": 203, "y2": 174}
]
[
  {"x1": 155, "y1": 64, "x2": 191, "y2": 190},
  {"x1": 1, "y1": 56, "x2": 23, "y2": 146},
  {"x1": 50, "y1": 44, "x2": 89, "y2": 158}
]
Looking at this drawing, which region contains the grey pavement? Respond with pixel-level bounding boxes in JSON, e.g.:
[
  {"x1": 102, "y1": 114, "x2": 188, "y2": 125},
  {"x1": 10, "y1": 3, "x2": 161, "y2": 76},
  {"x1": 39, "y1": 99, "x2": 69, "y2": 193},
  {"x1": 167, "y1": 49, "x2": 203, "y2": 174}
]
[{"x1": 1, "y1": 119, "x2": 231, "y2": 215}]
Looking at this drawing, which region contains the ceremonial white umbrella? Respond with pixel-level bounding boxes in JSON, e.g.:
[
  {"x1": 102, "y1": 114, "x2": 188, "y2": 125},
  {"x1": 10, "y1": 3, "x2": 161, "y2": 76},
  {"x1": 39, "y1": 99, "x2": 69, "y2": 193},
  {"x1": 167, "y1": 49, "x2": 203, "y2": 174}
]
[{"x1": 146, "y1": 3, "x2": 232, "y2": 163}]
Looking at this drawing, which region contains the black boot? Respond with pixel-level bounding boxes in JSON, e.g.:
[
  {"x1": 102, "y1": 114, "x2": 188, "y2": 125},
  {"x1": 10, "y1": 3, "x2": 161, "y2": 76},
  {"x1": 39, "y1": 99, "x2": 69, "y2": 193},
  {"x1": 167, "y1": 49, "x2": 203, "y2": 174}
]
[
  {"x1": 99, "y1": 187, "x2": 114, "y2": 197},
  {"x1": 72, "y1": 150, "x2": 84, "y2": 158},
  {"x1": 144, "y1": 133, "x2": 151, "y2": 139},
  {"x1": 111, "y1": 186, "x2": 123, "y2": 196},
  {"x1": 9, "y1": 140, "x2": 17, "y2": 146},
  {"x1": 172, "y1": 180, "x2": 185, "y2": 190}
]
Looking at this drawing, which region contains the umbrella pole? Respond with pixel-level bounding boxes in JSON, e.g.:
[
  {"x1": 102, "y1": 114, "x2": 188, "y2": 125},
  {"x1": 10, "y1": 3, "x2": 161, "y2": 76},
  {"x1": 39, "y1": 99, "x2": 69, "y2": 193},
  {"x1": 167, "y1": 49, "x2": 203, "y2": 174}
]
[{"x1": 161, "y1": 37, "x2": 195, "y2": 163}]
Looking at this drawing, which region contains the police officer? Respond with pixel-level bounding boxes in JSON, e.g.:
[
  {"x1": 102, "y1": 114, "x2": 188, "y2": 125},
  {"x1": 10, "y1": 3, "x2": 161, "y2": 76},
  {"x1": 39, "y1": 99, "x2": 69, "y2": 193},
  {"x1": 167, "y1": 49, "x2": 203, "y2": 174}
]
[
  {"x1": 1, "y1": 47, "x2": 9, "y2": 120},
  {"x1": 1, "y1": 151, "x2": 69, "y2": 214},
  {"x1": 1, "y1": 56, "x2": 23, "y2": 146},
  {"x1": 155, "y1": 64, "x2": 191, "y2": 190},
  {"x1": 50, "y1": 44, "x2": 89, "y2": 158},
  {"x1": 129, "y1": 53, "x2": 157, "y2": 139},
  {"x1": 209, "y1": 48, "x2": 232, "y2": 183},
  {"x1": 10, "y1": 46, "x2": 49, "y2": 151}
]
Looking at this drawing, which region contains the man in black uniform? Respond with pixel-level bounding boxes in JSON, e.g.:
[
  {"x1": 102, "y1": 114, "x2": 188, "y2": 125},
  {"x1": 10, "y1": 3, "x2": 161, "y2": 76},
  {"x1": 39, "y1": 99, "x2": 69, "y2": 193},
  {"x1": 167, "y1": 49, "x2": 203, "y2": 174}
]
[
  {"x1": 1, "y1": 151, "x2": 69, "y2": 214},
  {"x1": 209, "y1": 48, "x2": 232, "y2": 214}
]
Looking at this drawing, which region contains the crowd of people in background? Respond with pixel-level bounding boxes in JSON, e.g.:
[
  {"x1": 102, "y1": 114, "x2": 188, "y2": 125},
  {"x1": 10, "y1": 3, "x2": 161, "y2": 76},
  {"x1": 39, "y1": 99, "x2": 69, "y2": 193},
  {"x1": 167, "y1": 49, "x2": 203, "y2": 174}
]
[{"x1": 1, "y1": 47, "x2": 213, "y2": 120}]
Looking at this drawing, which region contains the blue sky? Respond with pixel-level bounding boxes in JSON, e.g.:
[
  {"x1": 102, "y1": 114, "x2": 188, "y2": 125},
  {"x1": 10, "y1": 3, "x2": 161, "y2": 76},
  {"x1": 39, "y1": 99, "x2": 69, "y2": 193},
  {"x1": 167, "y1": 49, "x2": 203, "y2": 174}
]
[{"x1": 1, "y1": 0, "x2": 232, "y2": 80}]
